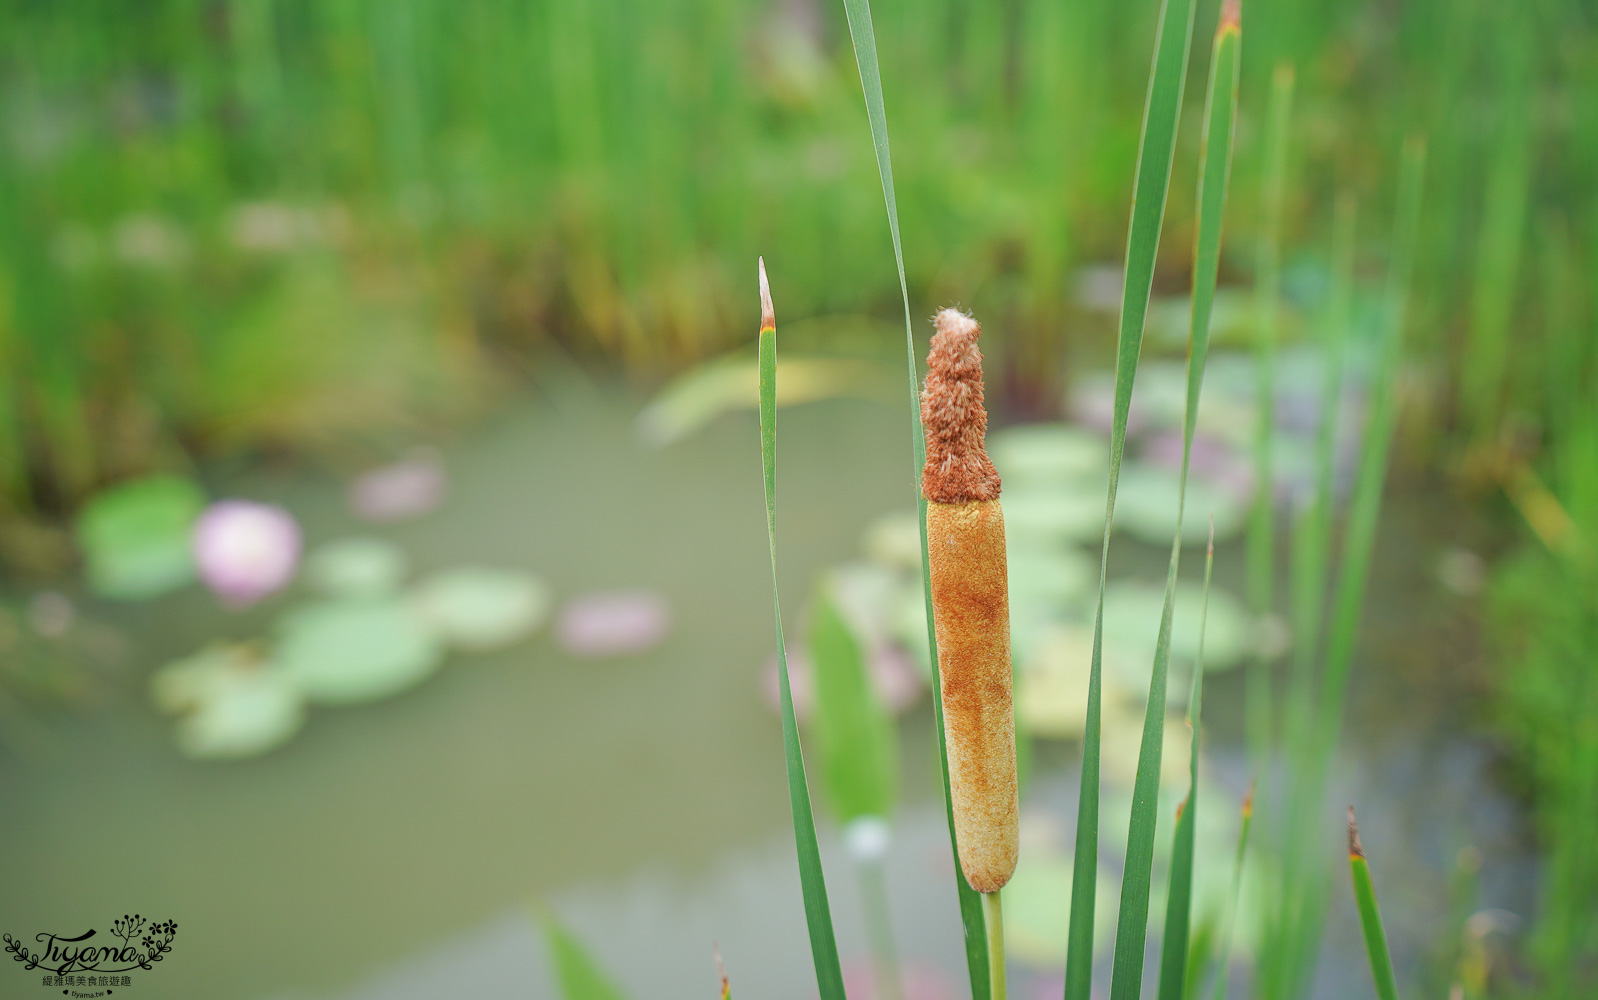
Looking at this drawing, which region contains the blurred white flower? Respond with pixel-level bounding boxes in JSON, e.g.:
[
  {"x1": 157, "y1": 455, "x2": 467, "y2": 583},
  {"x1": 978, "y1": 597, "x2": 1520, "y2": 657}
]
[{"x1": 192, "y1": 501, "x2": 302, "y2": 608}]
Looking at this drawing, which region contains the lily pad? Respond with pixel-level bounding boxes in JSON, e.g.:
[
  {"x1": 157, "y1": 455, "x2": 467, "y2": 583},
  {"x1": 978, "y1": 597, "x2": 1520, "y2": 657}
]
[
  {"x1": 1111, "y1": 462, "x2": 1248, "y2": 544},
  {"x1": 276, "y1": 598, "x2": 445, "y2": 704},
  {"x1": 861, "y1": 510, "x2": 923, "y2": 570},
  {"x1": 408, "y1": 567, "x2": 551, "y2": 650},
  {"x1": 828, "y1": 562, "x2": 905, "y2": 641},
  {"x1": 305, "y1": 537, "x2": 409, "y2": 598},
  {"x1": 634, "y1": 354, "x2": 895, "y2": 447},
  {"x1": 1099, "y1": 579, "x2": 1251, "y2": 681},
  {"x1": 175, "y1": 667, "x2": 305, "y2": 760},
  {"x1": 988, "y1": 423, "x2": 1106, "y2": 485},
  {"x1": 1004, "y1": 852, "x2": 1120, "y2": 966},
  {"x1": 1006, "y1": 546, "x2": 1095, "y2": 610},
  {"x1": 998, "y1": 489, "x2": 1106, "y2": 544},
  {"x1": 1016, "y1": 624, "x2": 1095, "y2": 739},
  {"x1": 151, "y1": 642, "x2": 263, "y2": 714},
  {"x1": 76, "y1": 475, "x2": 205, "y2": 599}
]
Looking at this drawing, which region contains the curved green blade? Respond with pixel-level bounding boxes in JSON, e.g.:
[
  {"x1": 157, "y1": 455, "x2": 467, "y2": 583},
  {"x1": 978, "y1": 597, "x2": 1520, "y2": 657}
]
[
  {"x1": 539, "y1": 909, "x2": 630, "y2": 1000},
  {"x1": 1064, "y1": 1, "x2": 1199, "y2": 996},
  {"x1": 1348, "y1": 809, "x2": 1403, "y2": 1000},
  {"x1": 757, "y1": 260, "x2": 847, "y2": 1000},
  {"x1": 835, "y1": 0, "x2": 990, "y2": 992}
]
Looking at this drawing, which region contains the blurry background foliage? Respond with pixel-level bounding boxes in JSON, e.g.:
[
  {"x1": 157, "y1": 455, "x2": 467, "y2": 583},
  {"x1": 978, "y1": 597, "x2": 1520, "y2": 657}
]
[{"x1": 0, "y1": 0, "x2": 1591, "y2": 552}]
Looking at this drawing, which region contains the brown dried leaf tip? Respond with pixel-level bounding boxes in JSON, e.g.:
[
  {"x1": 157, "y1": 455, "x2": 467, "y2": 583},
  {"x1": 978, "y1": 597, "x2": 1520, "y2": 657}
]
[
  {"x1": 1220, "y1": 0, "x2": 1241, "y2": 31},
  {"x1": 758, "y1": 257, "x2": 775, "y2": 333},
  {"x1": 1347, "y1": 805, "x2": 1366, "y2": 859},
  {"x1": 921, "y1": 309, "x2": 1002, "y2": 504}
]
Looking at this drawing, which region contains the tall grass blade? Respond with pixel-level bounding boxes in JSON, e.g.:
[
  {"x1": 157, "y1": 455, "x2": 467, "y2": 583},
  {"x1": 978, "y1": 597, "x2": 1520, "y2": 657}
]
[
  {"x1": 1462, "y1": 16, "x2": 1533, "y2": 444},
  {"x1": 1108, "y1": 8, "x2": 1237, "y2": 999},
  {"x1": 1347, "y1": 809, "x2": 1403, "y2": 1000},
  {"x1": 835, "y1": 1, "x2": 990, "y2": 992},
  {"x1": 1269, "y1": 138, "x2": 1426, "y2": 1000},
  {"x1": 1208, "y1": 784, "x2": 1255, "y2": 1000},
  {"x1": 1245, "y1": 61, "x2": 1295, "y2": 773},
  {"x1": 1064, "y1": 0, "x2": 1198, "y2": 995},
  {"x1": 1316, "y1": 138, "x2": 1426, "y2": 756},
  {"x1": 1286, "y1": 194, "x2": 1356, "y2": 737},
  {"x1": 756, "y1": 259, "x2": 847, "y2": 1000},
  {"x1": 1157, "y1": 520, "x2": 1218, "y2": 1000},
  {"x1": 540, "y1": 910, "x2": 631, "y2": 1000}
]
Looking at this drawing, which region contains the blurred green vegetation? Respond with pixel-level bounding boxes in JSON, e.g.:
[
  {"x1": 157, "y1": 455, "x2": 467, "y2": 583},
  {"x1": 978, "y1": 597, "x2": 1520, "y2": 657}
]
[{"x1": 0, "y1": 0, "x2": 1592, "y2": 522}]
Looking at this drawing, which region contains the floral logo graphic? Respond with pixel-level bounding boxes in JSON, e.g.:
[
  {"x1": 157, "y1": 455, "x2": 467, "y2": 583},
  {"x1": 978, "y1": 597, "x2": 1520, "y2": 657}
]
[{"x1": 4, "y1": 915, "x2": 178, "y2": 976}]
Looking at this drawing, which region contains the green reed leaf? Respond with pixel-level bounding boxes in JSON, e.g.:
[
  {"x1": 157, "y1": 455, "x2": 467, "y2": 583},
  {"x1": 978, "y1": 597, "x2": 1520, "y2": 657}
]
[
  {"x1": 1208, "y1": 784, "x2": 1255, "y2": 1000},
  {"x1": 1268, "y1": 137, "x2": 1427, "y2": 1000},
  {"x1": 1347, "y1": 809, "x2": 1403, "y2": 1000},
  {"x1": 1108, "y1": 8, "x2": 1237, "y2": 1000},
  {"x1": 1157, "y1": 519, "x2": 1217, "y2": 1000},
  {"x1": 757, "y1": 259, "x2": 847, "y2": 1000},
  {"x1": 1317, "y1": 137, "x2": 1426, "y2": 756},
  {"x1": 1065, "y1": 0, "x2": 1198, "y2": 995},
  {"x1": 540, "y1": 910, "x2": 630, "y2": 1000},
  {"x1": 836, "y1": 1, "x2": 989, "y2": 992},
  {"x1": 1244, "y1": 61, "x2": 1295, "y2": 774}
]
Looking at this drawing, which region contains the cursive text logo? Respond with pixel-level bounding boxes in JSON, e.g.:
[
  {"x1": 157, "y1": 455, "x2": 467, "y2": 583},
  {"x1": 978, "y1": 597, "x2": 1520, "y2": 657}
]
[{"x1": 4, "y1": 915, "x2": 177, "y2": 975}]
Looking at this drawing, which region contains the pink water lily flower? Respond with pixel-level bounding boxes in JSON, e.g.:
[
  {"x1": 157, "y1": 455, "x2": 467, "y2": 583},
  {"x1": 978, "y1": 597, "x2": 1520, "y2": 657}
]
[{"x1": 192, "y1": 501, "x2": 302, "y2": 608}]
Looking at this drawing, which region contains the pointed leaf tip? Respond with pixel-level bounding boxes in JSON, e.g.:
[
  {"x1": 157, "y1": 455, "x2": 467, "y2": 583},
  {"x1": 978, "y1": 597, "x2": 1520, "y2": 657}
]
[
  {"x1": 714, "y1": 944, "x2": 730, "y2": 1000},
  {"x1": 758, "y1": 258, "x2": 775, "y2": 332},
  {"x1": 1220, "y1": 0, "x2": 1240, "y2": 31},
  {"x1": 1347, "y1": 806, "x2": 1366, "y2": 858}
]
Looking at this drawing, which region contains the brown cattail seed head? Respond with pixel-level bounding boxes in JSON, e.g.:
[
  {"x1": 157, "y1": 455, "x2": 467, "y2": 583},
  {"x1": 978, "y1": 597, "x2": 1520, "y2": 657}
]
[
  {"x1": 921, "y1": 309, "x2": 1002, "y2": 504},
  {"x1": 921, "y1": 307, "x2": 1017, "y2": 894}
]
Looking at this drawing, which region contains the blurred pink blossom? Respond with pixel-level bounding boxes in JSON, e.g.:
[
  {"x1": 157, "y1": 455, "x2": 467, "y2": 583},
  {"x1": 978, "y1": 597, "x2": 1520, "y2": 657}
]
[
  {"x1": 555, "y1": 590, "x2": 672, "y2": 657},
  {"x1": 761, "y1": 641, "x2": 925, "y2": 719},
  {"x1": 348, "y1": 452, "x2": 447, "y2": 522},
  {"x1": 843, "y1": 959, "x2": 961, "y2": 1000},
  {"x1": 192, "y1": 501, "x2": 302, "y2": 608}
]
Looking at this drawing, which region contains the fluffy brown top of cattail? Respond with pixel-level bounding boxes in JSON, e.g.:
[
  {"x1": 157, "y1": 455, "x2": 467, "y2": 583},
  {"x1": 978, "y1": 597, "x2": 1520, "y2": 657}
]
[{"x1": 921, "y1": 309, "x2": 1002, "y2": 504}]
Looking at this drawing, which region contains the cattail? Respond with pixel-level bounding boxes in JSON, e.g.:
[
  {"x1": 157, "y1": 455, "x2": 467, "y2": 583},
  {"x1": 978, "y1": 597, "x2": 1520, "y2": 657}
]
[{"x1": 921, "y1": 308, "x2": 1017, "y2": 894}]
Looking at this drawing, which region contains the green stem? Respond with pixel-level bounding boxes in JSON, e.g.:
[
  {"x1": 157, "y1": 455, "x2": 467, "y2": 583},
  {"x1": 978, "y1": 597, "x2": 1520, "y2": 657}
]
[
  {"x1": 1348, "y1": 810, "x2": 1402, "y2": 1000},
  {"x1": 984, "y1": 890, "x2": 1007, "y2": 1000},
  {"x1": 858, "y1": 855, "x2": 902, "y2": 1000}
]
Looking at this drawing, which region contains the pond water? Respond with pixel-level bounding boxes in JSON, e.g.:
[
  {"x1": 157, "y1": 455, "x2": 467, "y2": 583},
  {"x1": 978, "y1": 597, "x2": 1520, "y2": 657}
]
[{"x1": 0, "y1": 370, "x2": 1530, "y2": 1000}]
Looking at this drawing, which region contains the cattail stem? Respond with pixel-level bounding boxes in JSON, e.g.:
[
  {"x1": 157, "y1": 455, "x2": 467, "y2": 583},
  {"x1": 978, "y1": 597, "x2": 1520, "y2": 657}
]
[
  {"x1": 921, "y1": 309, "x2": 1018, "y2": 895},
  {"x1": 984, "y1": 889, "x2": 1007, "y2": 1000}
]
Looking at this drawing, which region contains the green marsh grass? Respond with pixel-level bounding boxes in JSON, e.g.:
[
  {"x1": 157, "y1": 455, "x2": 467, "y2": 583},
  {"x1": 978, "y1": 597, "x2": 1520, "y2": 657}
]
[
  {"x1": 837, "y1": 0, "x2": 990, "y2": 993},
  {"x1": 1156, "y1": 522, "x2": 1216, "y2": 1000},
  {"x1": 1244, "y1": 63, "x2": 1294, "y2": 775},
  {"x1": 755, "y1": 258, "x2": 846, "y2": 1000},
  {"x1": 1347, "y1": 808, "x2": 1402, "y2": 1000},
  {"x1": 1261, "y1": 137, "x2": 1427, "y2": 1000},
  {"x1": 1107, "y1": 7, "x2": 1237, "y2": 997},
  {"x1": 1065, "y1": 1, "x2": 1198, "y2": 994},
  {"x1": 1208, "y1": 784, "x2": 1255, "y2": 1000}
]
